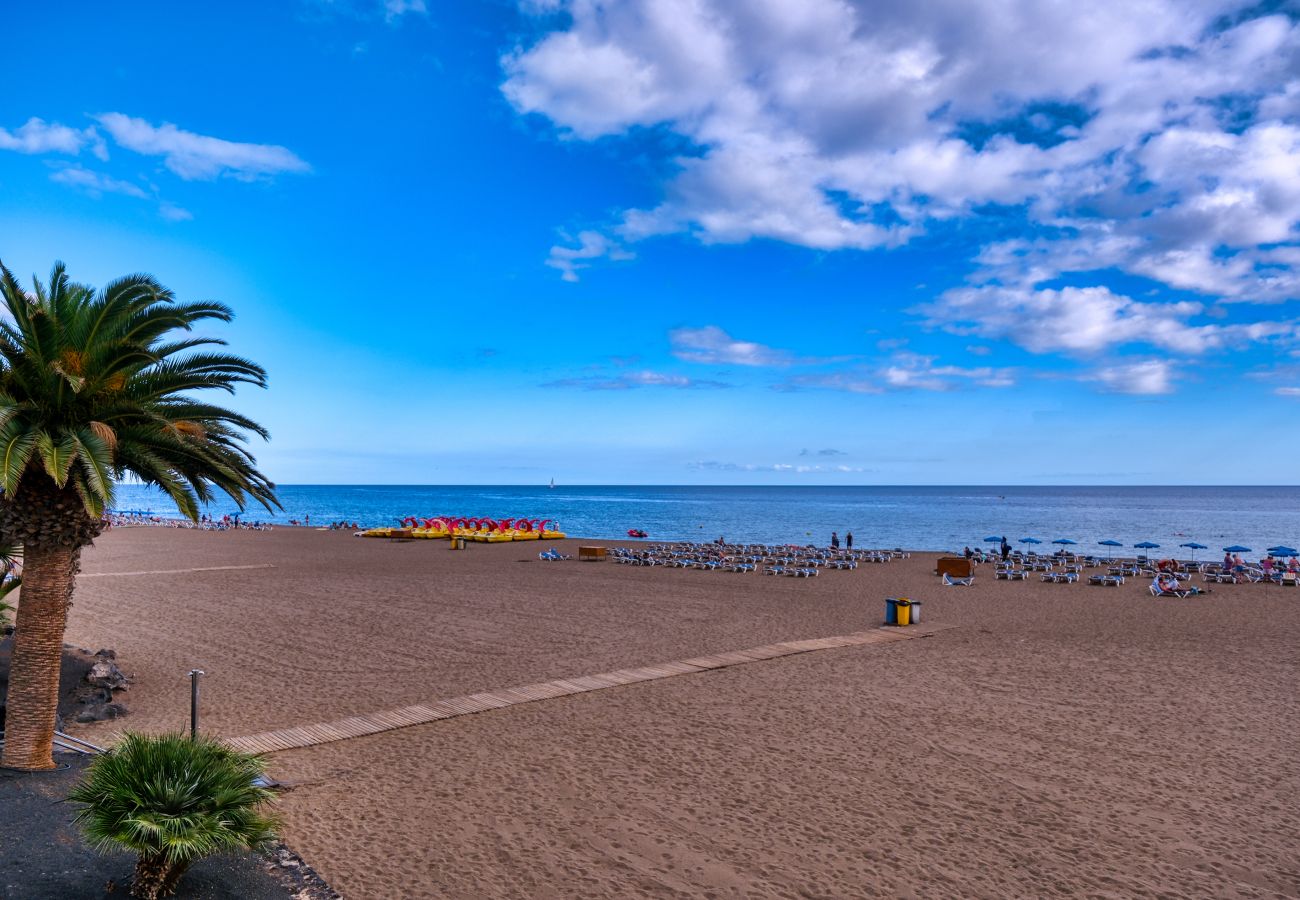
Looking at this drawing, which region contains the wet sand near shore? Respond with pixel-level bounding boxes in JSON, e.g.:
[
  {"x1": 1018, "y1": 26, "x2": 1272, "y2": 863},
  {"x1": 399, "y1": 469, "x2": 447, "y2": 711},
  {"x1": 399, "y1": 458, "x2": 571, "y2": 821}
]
[{"x1": 55, "y1": 528, "x2": 1300, "y2": 898}]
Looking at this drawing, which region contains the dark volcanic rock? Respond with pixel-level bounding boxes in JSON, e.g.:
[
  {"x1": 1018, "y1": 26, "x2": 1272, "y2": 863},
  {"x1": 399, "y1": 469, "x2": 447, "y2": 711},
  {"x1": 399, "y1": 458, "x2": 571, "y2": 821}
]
[
  {"x1": 0, "y1": 639, "x2": 130, "y2": 731},
  {"x1": 86, "y1": 656, "x2": 130, "y2": 692}
]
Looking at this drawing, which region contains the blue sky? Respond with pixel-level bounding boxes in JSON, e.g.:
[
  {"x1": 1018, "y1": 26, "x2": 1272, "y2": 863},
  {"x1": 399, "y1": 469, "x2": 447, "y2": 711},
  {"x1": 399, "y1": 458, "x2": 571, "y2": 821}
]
[{"x1": 3, "y1": 0, "x2": 1299, "y2": 485}]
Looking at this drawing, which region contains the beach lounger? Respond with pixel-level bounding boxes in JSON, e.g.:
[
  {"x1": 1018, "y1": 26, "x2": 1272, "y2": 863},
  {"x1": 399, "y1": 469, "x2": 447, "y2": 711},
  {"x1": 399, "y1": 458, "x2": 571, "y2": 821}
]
[
  {"x1": 1088, "y1": 574, "x2": 1123, "y2": 586},
  {"x1": 943, "y1": 572, "x2": 973, "y2": 586},
  {"x1": 1150, "y1": 584, "x2": 1206, "y2": 598}
]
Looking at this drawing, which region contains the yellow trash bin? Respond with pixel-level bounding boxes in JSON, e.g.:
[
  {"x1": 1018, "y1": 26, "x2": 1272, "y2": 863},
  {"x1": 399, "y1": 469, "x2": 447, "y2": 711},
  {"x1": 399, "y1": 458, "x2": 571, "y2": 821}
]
[{"x1": 895, "y1": 598, "x2": 912, "y2": 627}]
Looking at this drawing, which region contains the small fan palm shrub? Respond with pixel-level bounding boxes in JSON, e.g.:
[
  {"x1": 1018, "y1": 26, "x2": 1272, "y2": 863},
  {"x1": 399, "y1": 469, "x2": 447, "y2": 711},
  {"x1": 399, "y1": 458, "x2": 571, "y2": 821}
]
[{"x1": 67, "y1": 732, "x2": 279, "y2": 899}]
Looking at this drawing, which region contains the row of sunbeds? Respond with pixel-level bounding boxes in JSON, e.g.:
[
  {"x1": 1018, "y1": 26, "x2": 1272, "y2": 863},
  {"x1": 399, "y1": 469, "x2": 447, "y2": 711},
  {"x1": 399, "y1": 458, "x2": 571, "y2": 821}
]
[{"x1": 606, "y1": 544, "x2": 909, "y2": 576}]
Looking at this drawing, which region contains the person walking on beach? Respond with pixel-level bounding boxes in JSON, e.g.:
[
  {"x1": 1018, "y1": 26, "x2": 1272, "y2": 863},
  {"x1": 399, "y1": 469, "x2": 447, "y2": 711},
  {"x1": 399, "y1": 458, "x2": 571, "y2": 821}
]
[
  {"x1": 1000, "y1": 536, "x2": 1011, "y2": 561},
  {"x1": 831, "y1": 531, "x2": 840, "y2": 549},
  {"x1": 845, "y1": 532, "x2": 853, "y2": 550}
]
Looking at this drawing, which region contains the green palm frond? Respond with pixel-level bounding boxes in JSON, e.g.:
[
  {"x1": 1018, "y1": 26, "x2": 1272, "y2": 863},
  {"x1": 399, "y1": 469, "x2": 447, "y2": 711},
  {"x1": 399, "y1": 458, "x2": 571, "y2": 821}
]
[
  {"x1": 0, "y1": 418, "x2": 39, "y2": 493},
  {"x1": 0, "y1": 258, "x2": 280, "y2": 522},
  {"x1": 35, "y1": 430, "x2": 78, "y2": 486}
]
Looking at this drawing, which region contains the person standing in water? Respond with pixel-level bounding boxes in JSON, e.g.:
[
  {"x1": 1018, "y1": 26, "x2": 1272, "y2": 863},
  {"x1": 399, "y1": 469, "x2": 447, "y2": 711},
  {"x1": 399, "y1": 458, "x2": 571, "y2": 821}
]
[{"x1": 846, "y1": 532, "x2": 853, "y2": 550}]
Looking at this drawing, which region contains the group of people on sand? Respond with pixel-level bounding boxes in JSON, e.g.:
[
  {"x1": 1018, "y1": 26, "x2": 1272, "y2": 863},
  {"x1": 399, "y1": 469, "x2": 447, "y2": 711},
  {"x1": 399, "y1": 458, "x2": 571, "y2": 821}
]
[
  {"x1": 105, "y1": 512, "x2": 272, "y2": 531},
  {"x1": 1237, "y1": 552, "x2": 1299, "y2": 576},
  {"x1": 829, "y1": 531, "x2": 853, "y2": 550}
]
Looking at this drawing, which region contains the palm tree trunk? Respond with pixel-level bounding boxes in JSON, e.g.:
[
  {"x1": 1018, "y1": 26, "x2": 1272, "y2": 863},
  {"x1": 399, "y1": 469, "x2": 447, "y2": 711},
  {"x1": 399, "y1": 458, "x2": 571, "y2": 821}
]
[
  {"x1": 158, "y1": 858, "x2": 192, "y2": 896},
  {"x1": 131, "y1": 853, "x2": 171, "y2": 900},
  {"x1": 0, "y1": 543, "x2": 79, "y2": 770}
]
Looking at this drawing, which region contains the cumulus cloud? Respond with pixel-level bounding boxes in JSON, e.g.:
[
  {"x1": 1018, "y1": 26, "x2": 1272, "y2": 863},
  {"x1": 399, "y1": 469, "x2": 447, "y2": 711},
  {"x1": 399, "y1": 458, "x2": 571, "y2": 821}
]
[
  {"x1": 1083, "y1": 360, "x2": 1176, "y2": 395},
  {"x1": 49, "y1": 165, "x2": 196, "y2": 222},
  {"x1": 782, "y1": 353, "x2": 1015, "y2": 393},
  {"x1": 384, "y1": 0, "x2": 426, "y2": 21},
  {"x1": 690, "y1": 460, "x2": 868, "y2": 473},
  {"x1": 546, "y1": 230, "x2": 634, "y2": 282},
  {"x1": 543, "y1": 369, "x2": 728, "y2": 390},
  {"x1": 0, "y1": 117, "x2": 106, "y2": 158},
  {"x1": 95, "y1": 113, "x2": 311, "y2": 181},
  {"x1": 49, "y1": 165, "x2": 148, "y2": 199},
  {"x1": 926, "y1": 284, "x2": 1299, "y2": 355},
  {"x1": 669, "y1": 326, "x2": 799, "y2": 366},
  {"x1": 158, "y1": 202, "x2": 194, "y2": 222},
  {"x1": 504, "y1": 0, "x2": 1300, "y2": 367}
]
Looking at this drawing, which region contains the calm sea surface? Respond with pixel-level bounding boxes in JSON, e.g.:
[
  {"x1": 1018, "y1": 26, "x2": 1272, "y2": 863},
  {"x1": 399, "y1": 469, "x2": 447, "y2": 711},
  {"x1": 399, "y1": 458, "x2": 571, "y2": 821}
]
[{"x1": 108, "y1": 484, "x2": 1299, "y2": 556}]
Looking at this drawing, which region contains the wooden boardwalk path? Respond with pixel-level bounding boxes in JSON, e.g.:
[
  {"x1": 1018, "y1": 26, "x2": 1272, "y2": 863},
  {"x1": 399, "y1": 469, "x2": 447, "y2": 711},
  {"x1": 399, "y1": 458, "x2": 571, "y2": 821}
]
[
  {"x1": 225, "y1": 623, "x2": 953, "y2": 756},
  {"x1": 80, "y1": 563, "x2": 276, "y2": 578}
]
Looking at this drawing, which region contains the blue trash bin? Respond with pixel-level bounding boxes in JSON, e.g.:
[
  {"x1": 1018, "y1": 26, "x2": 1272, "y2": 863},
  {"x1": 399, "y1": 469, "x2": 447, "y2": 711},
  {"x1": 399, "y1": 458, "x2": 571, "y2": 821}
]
[{"x1": 885, "y1": 597, "x2": 899, "y2": 626}]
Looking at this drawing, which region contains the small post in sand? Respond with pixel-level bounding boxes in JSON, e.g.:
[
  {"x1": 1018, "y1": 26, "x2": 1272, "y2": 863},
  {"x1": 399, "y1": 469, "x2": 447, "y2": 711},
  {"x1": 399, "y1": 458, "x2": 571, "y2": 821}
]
[{"x1": 189, "y1": 669, "x2": 205, "y2": 740}]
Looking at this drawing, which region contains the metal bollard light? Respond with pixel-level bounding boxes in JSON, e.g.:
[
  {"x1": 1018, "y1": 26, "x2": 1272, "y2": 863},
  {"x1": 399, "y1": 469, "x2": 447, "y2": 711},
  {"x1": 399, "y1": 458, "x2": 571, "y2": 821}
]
[{"x1": 189, "y1": 669, "x2": 205, "y2": 740}]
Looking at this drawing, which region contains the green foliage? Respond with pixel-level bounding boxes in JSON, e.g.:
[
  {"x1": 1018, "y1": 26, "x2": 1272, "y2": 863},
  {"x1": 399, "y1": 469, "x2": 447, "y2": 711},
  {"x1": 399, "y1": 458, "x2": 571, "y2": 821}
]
[
  {"x1": 0, "y1": 539, "x2": 19, "y2": 627},
  {"x1": 0, "y1": 260, "x2": 279, "y2": 519},
  {"x1": 67, "y1": 732, "x2": 279, "y2": 868}
]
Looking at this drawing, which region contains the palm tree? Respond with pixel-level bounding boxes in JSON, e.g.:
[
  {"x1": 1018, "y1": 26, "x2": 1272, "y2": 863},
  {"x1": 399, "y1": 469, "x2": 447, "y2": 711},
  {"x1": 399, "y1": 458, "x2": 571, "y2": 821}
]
[
  {"x1": 0, "y1": 260, "x2": 277, "y2": 770},
  {"x1": 68, "y1": 731, "x2": 279, "y2": 899}
]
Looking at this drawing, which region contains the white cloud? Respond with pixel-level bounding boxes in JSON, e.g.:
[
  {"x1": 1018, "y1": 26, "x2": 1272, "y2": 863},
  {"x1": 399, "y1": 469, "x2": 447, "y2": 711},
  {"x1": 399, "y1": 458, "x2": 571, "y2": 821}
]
[
  {"x1": 1084, "y1": 360, "x2": 1176, "y2": 395},
  {"x1": 504, "y1": 1, "x2": 1300, "y2": 311},
  {"x1": 1276, "y1": 386, "x2": 1300, "y2": 397},
  {"x1": 95, "y1": 113, "x2": 311, "y2": 181},
  {"x1": 384, "y1": 0, "x2": 426, "y2": 21},
  {"x1": 49, "y1": 164, "x2": 196, "y2": 222},
  {"x1": 546, "y1": 230, "x2": 633, "y2": 282},
  {"x1": 783, "y1": 354, "x2": 1015, "y2": 393},
  {"x1": 669, "y1": 326, "x2": 798, "y2": 366},
  {"x1": 159, "y1": 202, "x2": 194, "y2": 222},
  {"x1": 543, "y1": 369, "x2": 728, "y2": 390},
  {"x1": 690, "y1": 460, "x2": 868, "y2": 473},
  {"x1": 0, "y1": 117, "x2": 106, "y2": 158},
  {"x1": 927, "y1": 284, "x2": 1299, "y2": 356},
  {"x1": 49, "y1": 165, "x2": 148, "y2": 199}
]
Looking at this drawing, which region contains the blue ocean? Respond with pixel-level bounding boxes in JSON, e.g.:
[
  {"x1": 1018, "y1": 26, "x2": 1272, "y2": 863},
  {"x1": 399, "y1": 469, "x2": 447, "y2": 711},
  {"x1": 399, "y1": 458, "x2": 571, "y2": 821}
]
[{"x1": 108, "y1": 484, "x2": 1300, "y2": 556}]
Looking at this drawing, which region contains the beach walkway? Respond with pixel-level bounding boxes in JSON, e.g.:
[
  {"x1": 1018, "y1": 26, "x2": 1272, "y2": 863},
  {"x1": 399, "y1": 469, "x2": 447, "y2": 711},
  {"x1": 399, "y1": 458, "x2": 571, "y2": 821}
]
[{"x1": 225, "y1": 622, "x2": 952, "y2": 755}]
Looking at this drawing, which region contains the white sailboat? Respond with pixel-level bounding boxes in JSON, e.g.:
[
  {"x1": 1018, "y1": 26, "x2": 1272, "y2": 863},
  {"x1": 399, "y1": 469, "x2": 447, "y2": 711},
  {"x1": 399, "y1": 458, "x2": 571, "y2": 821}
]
[{"x1": 549, "y1": 478, "x2": 555, "y2": 489}]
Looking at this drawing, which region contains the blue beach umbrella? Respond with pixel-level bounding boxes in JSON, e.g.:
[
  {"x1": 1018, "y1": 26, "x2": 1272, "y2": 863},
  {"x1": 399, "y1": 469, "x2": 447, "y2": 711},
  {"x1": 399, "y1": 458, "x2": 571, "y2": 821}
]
[
  {"x1": 983, "y1": 536, "x2": 1002, "y2": 543},
  {"x1": 1179, "y1": 541, "x2": 1207, "y2": 561},
  {"x1": 1019, "y1": 537, "x2": 1042, "y2": 545},
  {"x1": 1134, "y1": 541, "x2": 1161, "y2": 550},
  {"x1": 1267, "y1": 545, "x2": 1298, "y2": 556},
  {"x1": 1098, "y1": 539, "x2": 1123, "y2": 560},
  {"x1": 1052, "y1": 538, "x2": 1077, "y2": 545},
  {"x1": 1223, "y1": 545, "x2": 1252, "y2": 553}
]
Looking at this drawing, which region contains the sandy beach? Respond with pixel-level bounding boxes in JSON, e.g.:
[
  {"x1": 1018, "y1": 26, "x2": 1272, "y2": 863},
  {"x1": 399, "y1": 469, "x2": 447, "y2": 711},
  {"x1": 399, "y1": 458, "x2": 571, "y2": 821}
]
[{"x1": 54, "y1": 527, "x2": 1300, "y2": 898}]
